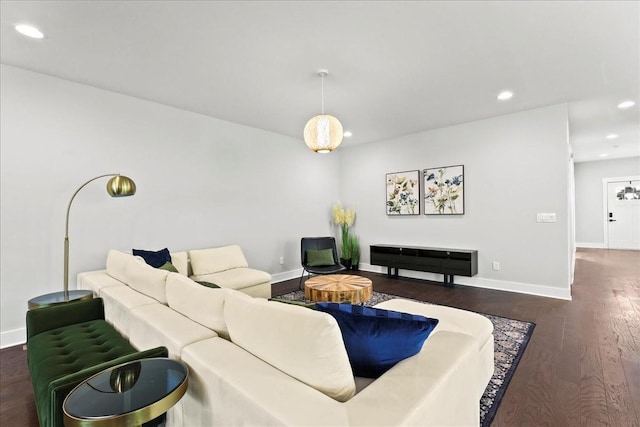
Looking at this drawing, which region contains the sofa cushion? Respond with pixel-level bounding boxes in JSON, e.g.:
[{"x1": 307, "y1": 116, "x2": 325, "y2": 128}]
[
  {"x1": 100, "y1": 285, "x2": 159, "y2": 338},
  {"x1": 166, "y1": 272, "x2": 232, "y2": 340},
  {"x1": 77, "y1": 270, "x2": 122, "y2": 296},
  {"x1": 133, "y1": 247, "x2": 171, "y2": 268},
  {"x1": 105, "y1": 249, "x2": 136, "y2": 284},
  {"x1": 180, "y1": 338, "x2": 351, "y2": 427},
  {"x1": 189, "y1": 245, "x2": 248, "y2": 276},
  {"x1": 124, "y1": 257, "x2": 169, "y2": 304},
  {"x1": 190, "y1": 268, "x2": 271, "y2": 291},
  {"x1": 372, "y1": 299, "x2": 494, "y2": 350},
  {"x1": 105, "y1": 250, "x2": 173, "y2": 304},
  {"x1": 224, "y1": 291, "x2": 356, "y2": 402},
  {"x1": 373, "y1": 298, "x2": 495, "y2": 393},
  {"x1": 129, "y1": 304, "x2": 217, "y2": 358},
  {"x1": 170, "y1": 251, "x2": 189, "y2": 276},
  {"x1": 315, "y1": 303, "x2": 439, "y2": 378}
]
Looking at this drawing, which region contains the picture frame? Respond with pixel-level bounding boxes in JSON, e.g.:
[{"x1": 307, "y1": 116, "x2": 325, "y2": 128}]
[
  {"x1": 386, "y1": 170, "x2": 420, "y2": 215},
  {"x1": 423, "y1": 165, "x2": 464, "y2": 215}
]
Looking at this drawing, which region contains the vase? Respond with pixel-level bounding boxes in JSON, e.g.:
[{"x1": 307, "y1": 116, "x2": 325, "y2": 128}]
[
  {"x1": 350, "y1": 263, "x2": 359, "y2": 271},
  {"x1": 340, "y1": 258, "x2": 352, "y2": 270}
]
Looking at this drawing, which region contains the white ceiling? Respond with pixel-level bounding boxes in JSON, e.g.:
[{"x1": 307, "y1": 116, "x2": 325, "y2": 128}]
[{"x1": 1, "y1": 1, "x2": 639, "y2": 162}]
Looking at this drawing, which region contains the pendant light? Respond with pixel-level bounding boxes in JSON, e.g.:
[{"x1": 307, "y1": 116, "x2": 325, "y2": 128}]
[{"x1": 304, "y1": 69, "x2": 344, "y2": 153}]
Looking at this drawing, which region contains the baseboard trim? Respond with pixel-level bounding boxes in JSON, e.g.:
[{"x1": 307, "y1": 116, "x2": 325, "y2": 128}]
[
  {"x1": 271, "y1": 268, "x2": 304, "y2": 284},
  {"x1": 1, "y1": 327, "x2": 26, "y2": 349},
  {"x1": 576, "y1": 242, "x2": 605, "y2": 249},
  {"x1": 358, "y1": 263, "x2": 572, "y2": 300}
]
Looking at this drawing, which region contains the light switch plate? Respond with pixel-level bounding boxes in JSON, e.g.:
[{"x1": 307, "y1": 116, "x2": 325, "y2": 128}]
[{"x1": 536, "y1": 213, "x2": 557, "y2": 223}]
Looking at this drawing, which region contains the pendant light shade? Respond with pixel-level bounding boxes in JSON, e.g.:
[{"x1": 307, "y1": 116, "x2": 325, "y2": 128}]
[
  {"x1": 304, "y1": 70, "x2": 344, "y2": 153},
  {"x1": 304, "y1": 114, "x2": 344, "y2": 153}
]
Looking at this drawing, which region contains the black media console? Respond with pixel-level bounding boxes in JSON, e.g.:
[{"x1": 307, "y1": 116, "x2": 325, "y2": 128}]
[{"x1": 370, "y1": 244, "x2": 478, "y2": 286}]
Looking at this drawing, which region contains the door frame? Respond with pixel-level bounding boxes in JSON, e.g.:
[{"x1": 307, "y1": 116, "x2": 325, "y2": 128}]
[{"x1": 602, "y1": 175, "x2": 640, "y2": 249}]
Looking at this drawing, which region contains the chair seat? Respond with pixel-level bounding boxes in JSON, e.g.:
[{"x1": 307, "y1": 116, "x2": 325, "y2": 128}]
[{"x1": 305, "y1": 265, "x2": 346, "y2": 274}]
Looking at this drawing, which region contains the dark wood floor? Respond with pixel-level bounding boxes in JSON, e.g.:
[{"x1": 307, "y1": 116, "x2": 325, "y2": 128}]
[{"x1": 2, "y1": 248, "x2": 638, "y2": 426}]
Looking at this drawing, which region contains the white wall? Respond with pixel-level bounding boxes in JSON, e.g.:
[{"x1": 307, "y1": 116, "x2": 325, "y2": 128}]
[
  {"x1": 0, "y1": 64, "x2": 576, "y2": 347},
  {"x1": 0, "y1": 65, "x2": 341, "y2": 347},
  {"x1": 574, "y1": 157, "x2": 640, "y2": 247},
  {"x1": 339, "y1": 104, "x2": 572, "y2": 299}
]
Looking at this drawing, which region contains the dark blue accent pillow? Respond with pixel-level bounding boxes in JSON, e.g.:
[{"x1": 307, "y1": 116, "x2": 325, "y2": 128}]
[
  {"x1": 315, "y1": 303, "x2": 439, "y2": 378},
  {"x1": 132, "y1": 248, "x2": 171, "y2": 268}
]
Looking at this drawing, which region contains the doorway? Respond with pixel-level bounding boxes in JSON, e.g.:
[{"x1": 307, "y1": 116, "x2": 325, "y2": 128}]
[{"x1": 603, "y1": 176, "x2": 640, "y2": 250}]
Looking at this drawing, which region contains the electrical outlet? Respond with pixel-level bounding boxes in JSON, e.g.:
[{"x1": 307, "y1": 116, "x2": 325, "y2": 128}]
[
  {"x1": 279, "y1": 256, "x2": 284, "y2": 265},
  {"x1": 492, "y1": 261, "x2": 500, "y2": 271}
]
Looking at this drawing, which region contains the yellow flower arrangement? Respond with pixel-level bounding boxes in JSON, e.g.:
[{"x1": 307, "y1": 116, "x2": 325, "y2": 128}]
[
  {"x1": 332, "y1": 202, "x2": 355, "y2": 228},
  {"x1": 332, "y1": 202, "x2": 357, "y2": 262}
]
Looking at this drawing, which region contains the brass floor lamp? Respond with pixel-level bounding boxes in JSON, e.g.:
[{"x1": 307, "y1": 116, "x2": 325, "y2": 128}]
[{"x1": 28, "y1": 174, "x2": 136, "y2": 310}]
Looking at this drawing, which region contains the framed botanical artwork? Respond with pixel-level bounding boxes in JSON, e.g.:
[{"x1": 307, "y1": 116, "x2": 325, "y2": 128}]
[
  {"x1": 386, "y1": 170, "x2": 420, "y2": 215},
  {"x1": 424, "y1": 165, "x2": 464, "y2": 215}
]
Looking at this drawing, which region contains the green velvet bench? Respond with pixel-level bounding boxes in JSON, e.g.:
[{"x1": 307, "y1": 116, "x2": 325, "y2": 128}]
[{"x1": 26, "y1": 297, "x2": 168, "y2": 427}]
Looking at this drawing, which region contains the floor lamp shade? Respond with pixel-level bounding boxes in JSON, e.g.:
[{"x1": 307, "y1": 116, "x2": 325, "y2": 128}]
[
  {"x1": 64, "y1": 174, "x2": 136, "y2": 298},
  {"x1": 107, "y1": 175, "x2": 137, "y2": 197}
]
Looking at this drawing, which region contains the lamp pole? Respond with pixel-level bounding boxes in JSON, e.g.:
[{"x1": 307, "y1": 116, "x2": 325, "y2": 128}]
[{"x1": 63, "y1": 174, "x2": 136, "y2": 299}]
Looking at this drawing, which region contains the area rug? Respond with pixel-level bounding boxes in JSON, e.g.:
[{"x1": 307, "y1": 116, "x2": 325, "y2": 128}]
[{"x1": 273, "y1": 290, "x2": 535, "y2": 427}]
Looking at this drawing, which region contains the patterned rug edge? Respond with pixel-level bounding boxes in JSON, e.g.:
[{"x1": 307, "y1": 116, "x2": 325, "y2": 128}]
[{"x1": 483, "y1": 318, "x2": 535, "y2": 427}]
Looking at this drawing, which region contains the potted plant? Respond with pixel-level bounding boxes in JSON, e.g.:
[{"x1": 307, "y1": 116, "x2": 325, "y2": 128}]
[
  {"x1": 340, "y1": 237, "x2": 352, "y2": 270},
  {"x1": 349, "y1": 235, "x2": 360, "y2": 270},
  {"x1": 332, "y1": 202, "x2": 356, "y2": 268}
]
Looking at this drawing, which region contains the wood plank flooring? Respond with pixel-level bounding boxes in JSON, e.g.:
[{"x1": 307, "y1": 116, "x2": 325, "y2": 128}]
[{"x1": 1, "y1": 248, "x2": 638, "y2": 426}]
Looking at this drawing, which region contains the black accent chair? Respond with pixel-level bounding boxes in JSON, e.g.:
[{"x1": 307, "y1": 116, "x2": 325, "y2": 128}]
[{"x1": 299, "y1": 237, "x2": 346, "y2": 289}]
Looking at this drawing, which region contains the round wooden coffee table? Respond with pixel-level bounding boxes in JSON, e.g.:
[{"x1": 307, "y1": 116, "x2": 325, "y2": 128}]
[{"x1": 305, "y1": 274, "x2": 373, "y2": 304}]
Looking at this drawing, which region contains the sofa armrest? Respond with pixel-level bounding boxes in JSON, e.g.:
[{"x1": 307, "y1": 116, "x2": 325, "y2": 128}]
[
  {"x1": 26, "y1": 297, "x2": 103, "y2": 340},
  {"x1": 48, "y1": 346, "x2": 168, "y2": 427},
  {"x1": 345, "y1": 331, "x2": 481, "y2": 426}
]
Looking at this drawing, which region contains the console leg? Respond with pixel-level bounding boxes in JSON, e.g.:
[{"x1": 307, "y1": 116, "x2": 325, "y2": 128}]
[{"x1": 443, "y1": 274, "x2": 455, "y2": 287}]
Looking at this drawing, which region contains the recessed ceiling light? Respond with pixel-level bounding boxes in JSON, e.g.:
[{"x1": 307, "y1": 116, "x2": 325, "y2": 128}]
[
  {"x1": 343, "y1": 131, "x2": 353, "y2": 138},
  {"x1": 606, "y1": 134, "x2": 619, "y2": 140},
  {"x1": 599, "y1": 153, "x2": 609, "y2": 157},
  {"x1": 15, "y1": 24, "x2": 44, "y2": 39},
  {"x1": 497, "y1": 91, "x2": 514, "y2": 101},
  {"x1": 617, "y1": 100, "x2": 636, "y2": 109}
]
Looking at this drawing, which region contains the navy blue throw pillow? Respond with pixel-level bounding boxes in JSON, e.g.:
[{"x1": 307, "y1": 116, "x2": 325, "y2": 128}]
[
  {"x1": 132, "y1": 248, "x2": 171, "y2": 268},
  {"x1": 315, "y1": 303, "x2": 439, "y2": 378}
]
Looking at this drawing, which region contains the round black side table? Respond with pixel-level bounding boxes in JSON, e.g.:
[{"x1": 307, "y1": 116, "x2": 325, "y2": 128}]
[
  {"x1": 28, "y1": 290, "x2": 93, "y2": 310},
  {"x1": 63, "y1": 357, "x2": 188, "y2": 427}
]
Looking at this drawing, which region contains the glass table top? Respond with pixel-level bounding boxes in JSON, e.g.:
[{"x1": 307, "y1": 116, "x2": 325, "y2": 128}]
[
  {"x1": 64, "y1": 357, "x2": 188, "y2": 426},
  {"x1": 28, "y1": 290, "x2": 93, "y2": 309}
]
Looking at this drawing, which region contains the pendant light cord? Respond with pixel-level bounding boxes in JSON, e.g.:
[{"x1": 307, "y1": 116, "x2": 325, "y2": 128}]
[{"x1": 321, "y1": 74, "x2": 325, "y2": 114}]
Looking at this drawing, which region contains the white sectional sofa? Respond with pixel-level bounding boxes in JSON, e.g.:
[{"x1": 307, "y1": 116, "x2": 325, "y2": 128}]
[{"x1": 78, "y1": 247, "x2": 494, "y2": 427}]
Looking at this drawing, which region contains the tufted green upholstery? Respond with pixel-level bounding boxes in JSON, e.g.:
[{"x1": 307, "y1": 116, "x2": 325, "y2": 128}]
[{"x1": 26, "y1": 298, "x2": 168, "y2": 427}]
